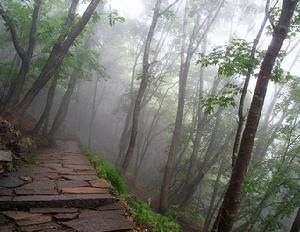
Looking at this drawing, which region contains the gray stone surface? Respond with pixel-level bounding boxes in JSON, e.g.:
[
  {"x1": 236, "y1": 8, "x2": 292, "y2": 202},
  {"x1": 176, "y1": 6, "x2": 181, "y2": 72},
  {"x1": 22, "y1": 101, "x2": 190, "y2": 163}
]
[
  {"x1": 0, "y1": 176, "x2": 24, "y2": 188},
  {"x1": 0, "y1": 151, "x2": 12, "y2": 162}
]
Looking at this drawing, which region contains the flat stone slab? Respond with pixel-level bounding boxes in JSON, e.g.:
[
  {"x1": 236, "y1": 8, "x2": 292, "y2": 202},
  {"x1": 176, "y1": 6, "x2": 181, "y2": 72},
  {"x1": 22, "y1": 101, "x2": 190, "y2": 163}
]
[
  {"x1": 0, "y1": 225, "x2": 15, "y2": 232},
  {"x1": 56, "y1": 180, "x2": 90, "y2": 190},
  {"x1": 0, "y1": 187, "x2": 13, "y2": 196},
  {"x1": 54, "y1": 212, "x2": 79, "y2": 221},
  {"x1": 2, "y1": 211, "x2": 52, "y2": 226},
  {"x1": 61, "y1": 210, "x2": 132, "y2": 232},
  {"x1": 61, "y1": 187, "x2": 109, "y2": 194},
  {"x1": 0, "y1": 194, "x2": 115, "y2": 209},
  {"x1": 0, "y1": 176, "x2": 24, "y2": 188},
  {"x1": 30, "y1": 208, "x2": 79, "y2": 214},
  {"x1": 89, "y1": 179, "x2": 112, "y2": 188},
  {"x1": 62, "y1": 175, "x2": 98, "y2": 181},
  {"x1": 0, "y1": 140, "x2": 133, "y2": 231},
  {"x1": 15, "y1": 188, "x2": 58, "y2": 195},
  {"x1": 64, "y1": 165, "x2": 94, "y2": 171},
  {"x1": 0, "y1": 151, "x2": 12, "y2": 162},
  {"x1": 19, "y1": 222, "x2": 64, "y2": 232}
]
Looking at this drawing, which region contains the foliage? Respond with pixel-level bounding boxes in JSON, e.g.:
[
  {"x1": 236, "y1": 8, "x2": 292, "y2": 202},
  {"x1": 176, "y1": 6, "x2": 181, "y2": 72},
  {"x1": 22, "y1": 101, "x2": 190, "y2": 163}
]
[
  {"x1": 82, "y1": 146, "x2": 128, "y2": 195},
  {"x1": 198, "y1": 39, "x2": 260, "y2": 77},
  {"x1": 82, "y1": 146, "x2": 181, "y2": 231},
  {"x1": 201, "y1": 83, "x2": 240, "y2": 114},
  {"x1": 127, "y1": 196, "x2": 181, "y2": 232},
  {"x1": 108, "y1": 8, "x2": 125, "y2": 26}
]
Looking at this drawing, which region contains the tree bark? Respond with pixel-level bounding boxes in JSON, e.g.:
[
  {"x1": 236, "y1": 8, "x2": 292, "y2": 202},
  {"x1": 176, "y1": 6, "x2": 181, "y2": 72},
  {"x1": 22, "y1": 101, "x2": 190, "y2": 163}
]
[
  {"x1": 203, "y1": 159, "x2": 226, "y2": 232},
  {"x1": 290, "y1": 208, "x2": 300, "y2": 232},
  {"x1": 47, "y1": 73, "x2": 78, "y2": 144},
  {"x1": 0, "y1": 0, "x2": 42, "y2": 108},
  {"x1": 32, "y1": 75, "x2": 58, "y2": 134},
  {"x1": 14, "y1": 0, "x2": 100, "y2": 115},
  {"x1": 231, "y1": 0, "x2": 270, "y2": 167},
  {"x1": 211, "y1": 1, "x2": 298, "y2": 231},
  {"x1": 120, "y1": 0, "x2": 162, "y2": 173},
  {"x1": 159, "y1": 0, "x2": 224, "y2": 212}
]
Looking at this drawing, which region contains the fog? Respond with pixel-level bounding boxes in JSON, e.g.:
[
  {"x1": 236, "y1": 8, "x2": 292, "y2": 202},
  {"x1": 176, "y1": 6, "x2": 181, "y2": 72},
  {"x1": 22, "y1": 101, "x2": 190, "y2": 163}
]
[{"x1": 1, "y1": 0, "x2": 300, "y2": 231}]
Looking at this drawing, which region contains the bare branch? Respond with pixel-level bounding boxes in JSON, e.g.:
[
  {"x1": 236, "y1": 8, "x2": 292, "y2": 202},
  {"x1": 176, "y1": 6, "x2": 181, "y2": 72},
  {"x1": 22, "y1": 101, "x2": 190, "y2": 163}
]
[{"x1": 158, "y1": 0, "x2": 180, "y2": 16}]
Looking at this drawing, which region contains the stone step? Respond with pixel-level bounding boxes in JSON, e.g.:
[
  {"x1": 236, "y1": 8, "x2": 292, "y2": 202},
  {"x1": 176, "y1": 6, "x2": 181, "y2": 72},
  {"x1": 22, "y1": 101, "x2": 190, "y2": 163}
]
[{"x1": 0, "y1": 194, "x2": 116, "y2": 210}]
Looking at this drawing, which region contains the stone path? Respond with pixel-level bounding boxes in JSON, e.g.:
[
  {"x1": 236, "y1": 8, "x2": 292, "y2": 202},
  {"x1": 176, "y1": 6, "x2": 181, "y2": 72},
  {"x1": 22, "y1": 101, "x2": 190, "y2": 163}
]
[{"x1": 0, "y1": 141, "x2": 133, "y2": 232}]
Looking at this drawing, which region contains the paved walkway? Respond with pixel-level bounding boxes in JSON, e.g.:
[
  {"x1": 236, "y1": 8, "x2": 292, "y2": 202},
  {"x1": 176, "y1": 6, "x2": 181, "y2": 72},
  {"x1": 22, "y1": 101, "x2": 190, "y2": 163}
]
[{"x1": 0, "y1": 141, "x2": 133, "y2": 232}]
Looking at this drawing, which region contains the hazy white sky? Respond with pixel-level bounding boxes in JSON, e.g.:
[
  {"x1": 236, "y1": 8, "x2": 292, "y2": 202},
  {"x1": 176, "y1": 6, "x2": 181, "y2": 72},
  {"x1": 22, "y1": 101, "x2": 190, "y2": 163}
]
[{"x1": 110, "y1": 0, "x2": 144, "y2": 19}]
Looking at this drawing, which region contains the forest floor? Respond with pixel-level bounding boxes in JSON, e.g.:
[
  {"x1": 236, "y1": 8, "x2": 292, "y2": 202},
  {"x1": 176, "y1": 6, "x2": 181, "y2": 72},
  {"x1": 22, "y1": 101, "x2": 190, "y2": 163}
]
[{"x1": 0, "y1": 140, "x2": 133, "y2": 232}]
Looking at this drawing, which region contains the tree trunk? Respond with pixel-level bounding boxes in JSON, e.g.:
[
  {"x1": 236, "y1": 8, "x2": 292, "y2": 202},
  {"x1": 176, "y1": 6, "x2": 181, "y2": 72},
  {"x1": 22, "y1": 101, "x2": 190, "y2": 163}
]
[
  {"x1": 47, "y1": 73, "x2": 78, "y2": 144},
  {"x1": 159, "y1": 0, "x2": 224, "y2": 212},
  {"x1": 120, "y1": 0, "x2": 162, "y2": 173},
  {"x1": 211, "y1": 1, "x2": 298, "y2": 231},
  {"x1": 88, "y1": 76, "x2": 100, "y2": 148},
  {"x1": 231, "y1": 0, "x2": 270, "y2": 167},
  {"x1": 32, "y1": 75, "x2": 58, "y2": 134},
  {"x1": 290, "y1": 208, "x2": 300, "y2": 232},
  {"x1": 203, "y1": 159, "x2": 226, "y2": 232},
  {"x1": 14, "y1": 0, "x2": 100, "y2": 115},
  {"x1": 1, "y1": 0, "x2": 42, "y2": 108}
]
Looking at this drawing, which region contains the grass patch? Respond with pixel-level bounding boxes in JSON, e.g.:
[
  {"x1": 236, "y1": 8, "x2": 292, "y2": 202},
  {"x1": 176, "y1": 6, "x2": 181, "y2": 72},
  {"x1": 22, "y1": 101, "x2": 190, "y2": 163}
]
[
  {"x1": 82, "y1": 146, "x2": 127, "y2": 195},
  {"x1": 127, "y1": 196, "x2": 181, "y2": 232},
  {"x1": 82, "y1": 146, "x2": 181, "y2": 232}
]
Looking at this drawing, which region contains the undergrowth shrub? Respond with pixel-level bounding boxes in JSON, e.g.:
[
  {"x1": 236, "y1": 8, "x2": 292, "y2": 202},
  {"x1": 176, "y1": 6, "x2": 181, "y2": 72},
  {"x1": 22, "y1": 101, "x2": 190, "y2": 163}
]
[
  {"x1": 127, "y1": 196, "x2": 181, "y2": 232},
  {"x1": 82, "y1": 145, "x2": 181, "y2": 232},
  {"x1": 82, "y1": 146, "x2": 127, "y2": 195}
]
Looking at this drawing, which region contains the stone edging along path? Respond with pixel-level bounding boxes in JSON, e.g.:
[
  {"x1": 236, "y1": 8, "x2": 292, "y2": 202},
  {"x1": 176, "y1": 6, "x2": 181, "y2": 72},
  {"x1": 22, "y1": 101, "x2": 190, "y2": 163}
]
[{"x1": 0, "y1": 140, "x2": 133, "y2": 232}]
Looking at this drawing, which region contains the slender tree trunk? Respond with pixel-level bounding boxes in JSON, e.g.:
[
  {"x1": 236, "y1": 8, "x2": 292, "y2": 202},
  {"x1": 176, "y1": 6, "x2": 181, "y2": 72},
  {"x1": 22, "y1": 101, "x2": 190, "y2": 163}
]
[
  {"x1": 203, "y1": 159, "x2": 226, "y2": 232},
  {"x1": 159, "y1": 0, "x2": 224, "y2": 212},
  {"x1": 1, "y1": 0, "x2": 42, "y2": 108},
  {"x1": 14, "y1": 0, "x2": 100, "y2": 115},
  {"x1": 120, "y1": 0, "x2": 162, "y2": 173},
  {"x1": 88, "y1": 76, "x2": 100, "y2": 148},
  {"x1": 290, "y1": 208, "x2": 300, "y2": 232},
  {"x1": 47, "y1": 73, "x2": 78, "y2": 144},
  {"x1": 179, "y1": 122, "x2": 234, "y2": 208},
  {"x1": 159, "y1": 0, "x2": 190, "y2": 212},
  {"x1": 231, "y1": 0, "x2": 270, "y2": 167},
  {"x1": 211, "y1": 2, "x2": 298, "y2": 231},
  {"x1": 32, "y1": 75, "x2": 58, "y2": 134},
  {"x1": 184, "y1": 60, "x2": 205, "y2": 185}
]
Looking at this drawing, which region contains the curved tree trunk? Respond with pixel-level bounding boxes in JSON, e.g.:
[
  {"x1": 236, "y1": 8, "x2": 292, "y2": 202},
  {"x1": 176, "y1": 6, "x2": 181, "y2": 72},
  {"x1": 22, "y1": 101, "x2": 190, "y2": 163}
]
[
  {"x1": 211, "y1": 1, "x2": 298, "y2": 231},
  {"x1": 47, "y1": 73, "x2": 78, "y2": 144},
  {"x1": 120, "y1": 0, "x2": 162, "y2": 173},
  {"x1": 32, "y1": 75, "x2": 58, "y2": 134},
  {"x1": 14, "y1": 0, "x2": 100, "y2": 115},
  {"x1": 0, "y1": 0, "x2": 42, "y2": 109}
]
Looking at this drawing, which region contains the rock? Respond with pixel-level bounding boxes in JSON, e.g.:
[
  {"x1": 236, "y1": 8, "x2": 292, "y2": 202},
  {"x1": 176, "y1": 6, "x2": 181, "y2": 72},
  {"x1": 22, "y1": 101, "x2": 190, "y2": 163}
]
[
  {"x1": 0, "y1": 187, "x2": 12, "y2": 196},
  {"x1": 0, "y1": 176, "x2": 24, "y2": 188},
  {"x1": 62, "y1": 175, "x2": 98, "y2": 181},
  {"x1": 30, "y1": 208, "x2": 78, "y2": 214},
  {"x1": 19, "y1": 222, "x2": 62, "y2": 232},
  {"x1": 19, "y1": 176, "x2": 33, "y2": 182},
  {"x1": 60, "y1": 210, "x2": 132, "y2": 232},
  {"x1": 54, "y1": 212, "x2": 79, "y2": 221},
  {"x1": 2, "y1": 211, "x2": 52, "y2": 226},
  {"x1": 0, "y1": 151, "x2": 12, "y2": 162},
  {"x1": 0, "y1": 225, "x2": 15, "y2": 232},
  {"x1": 15, "y1": 188, "x2": 58, "y2": 196},
  {"x1": 56, "y1": 180, "x2": 90, "y2": 190},
  {"x1": 89, "y1": 179, "x2": 112, "y2": 188},
  {"x1": 63, "y1": 165, "x2": 94, "y2": 171},
  {"x1": 61, "y1": 187, "x2": 109, "y2": 194}
]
